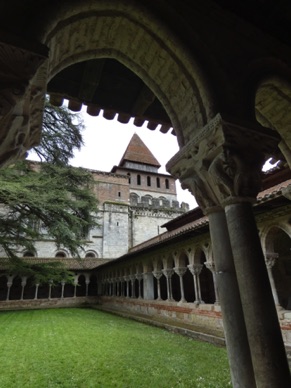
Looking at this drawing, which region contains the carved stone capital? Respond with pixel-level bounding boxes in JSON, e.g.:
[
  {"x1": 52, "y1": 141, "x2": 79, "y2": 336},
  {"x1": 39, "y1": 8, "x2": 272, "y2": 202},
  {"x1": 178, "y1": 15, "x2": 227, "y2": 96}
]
[
  {"x1": 0, "y1": 38, "x2": 48, "y2": 166},
  {"x1": 135, "y1": 273, "x2": 143, "y2": 281},
  {"x1": 204, "y1": 261, "x2": 216, "y2": 272},
  {"x1": 162, "y1": 268, "x2": 174, "y2": 278},
  {"x1": 167, "y1": 114, "x2": 280, "y2": 211},
  {"x1": 152, "y1": 270, "x2": 163, "y2": 280},
  {"x1": 174, "y1": 267, "x2": 187, "y2": 277},
  {"x1": 265, "y1": 252, "x2": 279, "y2": 269},
  {"x1": 187, "y1": 263, "x2": 203, "y2": 275}
]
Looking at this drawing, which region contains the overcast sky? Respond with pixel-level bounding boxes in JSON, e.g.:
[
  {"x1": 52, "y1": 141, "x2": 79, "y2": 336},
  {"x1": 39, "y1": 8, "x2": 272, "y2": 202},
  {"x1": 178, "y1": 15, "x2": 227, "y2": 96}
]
[{"x1": 69, "y1": 107, "x2": 198, "y2": 209}]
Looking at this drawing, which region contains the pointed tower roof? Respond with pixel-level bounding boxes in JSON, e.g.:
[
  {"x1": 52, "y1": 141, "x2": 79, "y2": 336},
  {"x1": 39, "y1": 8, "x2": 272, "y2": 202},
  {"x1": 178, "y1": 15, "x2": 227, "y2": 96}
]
[{"x1": 118, "y1": 133, "x2": 161, "y2": 168}]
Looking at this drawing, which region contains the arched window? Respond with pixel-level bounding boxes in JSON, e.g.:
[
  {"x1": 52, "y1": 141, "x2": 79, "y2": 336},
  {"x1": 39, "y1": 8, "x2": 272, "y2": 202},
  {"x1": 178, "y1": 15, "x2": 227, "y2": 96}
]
[
  {"x1": 165, "y1": 178, "x2": 169, "y2": 189},
  {"x1": 23, "y1": 251, "x2": 35, "y2": 257},
  {"x1": 85, "y1": 251, "x2": 97, "y2": 258},
  {"x1": 156, "y1": 177, "x2": 160, "y2": 188},
  {"x1": 130, "y1": 193, "x2": 139, "y2": 205},
  {"x1": 137, "y1": 174, "x2": 141, "y2": 185},
  {"x1": 147, "y1": 176, "x2": 151, "y2": 186},
  {"x1": 55, "y1": 251, "x2": 67, "y2": 258}
]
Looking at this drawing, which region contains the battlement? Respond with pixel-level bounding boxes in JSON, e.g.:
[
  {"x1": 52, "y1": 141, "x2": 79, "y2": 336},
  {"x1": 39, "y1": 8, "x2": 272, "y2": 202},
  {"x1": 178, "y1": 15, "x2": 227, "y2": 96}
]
[{"x1": 130, "y1": 194, "x2": 189, "y2": 212}]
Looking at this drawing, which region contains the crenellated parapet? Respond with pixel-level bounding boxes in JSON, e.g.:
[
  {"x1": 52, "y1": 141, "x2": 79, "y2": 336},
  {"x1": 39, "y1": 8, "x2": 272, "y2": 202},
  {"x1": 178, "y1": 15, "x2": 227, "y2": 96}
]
[{"x1": 130, "y1": 194, "x2": 189, "y2": 212}]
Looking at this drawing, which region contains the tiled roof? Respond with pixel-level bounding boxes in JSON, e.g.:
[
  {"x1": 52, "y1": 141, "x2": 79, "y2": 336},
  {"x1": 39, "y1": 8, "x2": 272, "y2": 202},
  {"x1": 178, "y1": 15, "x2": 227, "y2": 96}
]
[
  {"x1": 0, "y1": 258, "x2": 110, "y2": 271},
  {"x1": 257, "y1": 179, "x2": 291, "y2": 203},
  {"x1": 118, "y1": 133, "x2": 161, "y2": 167}
]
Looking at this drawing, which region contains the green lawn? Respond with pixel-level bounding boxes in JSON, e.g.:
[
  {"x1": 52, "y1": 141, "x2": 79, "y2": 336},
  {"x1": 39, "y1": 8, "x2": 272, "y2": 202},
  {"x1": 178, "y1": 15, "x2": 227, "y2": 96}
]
[{"x1": 0, "y1": 308, "x2": 231, "y2": 387}]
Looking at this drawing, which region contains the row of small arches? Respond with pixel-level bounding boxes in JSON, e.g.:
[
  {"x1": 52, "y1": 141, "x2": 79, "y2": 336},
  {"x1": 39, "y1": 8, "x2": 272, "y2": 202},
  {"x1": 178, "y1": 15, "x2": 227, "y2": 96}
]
[
  {"x1": 130, "y1": 193, "x2": 174, "y2": 207},
  {"x1": 22, "y1": 250, "x2": 98, "y2": 258}
]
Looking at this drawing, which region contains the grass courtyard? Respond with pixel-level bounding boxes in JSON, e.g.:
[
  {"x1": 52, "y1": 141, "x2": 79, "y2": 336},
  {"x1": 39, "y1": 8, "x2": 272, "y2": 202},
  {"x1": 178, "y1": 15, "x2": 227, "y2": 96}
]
[{"x1": 0, "y1": 308, "x2": 231, "y2": 387}]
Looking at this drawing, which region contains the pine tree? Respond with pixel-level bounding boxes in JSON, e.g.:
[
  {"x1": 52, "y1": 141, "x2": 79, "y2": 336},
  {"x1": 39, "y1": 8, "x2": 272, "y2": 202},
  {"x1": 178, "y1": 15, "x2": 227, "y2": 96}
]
[{"x1": 0, "y1": 98, "x2": 99, "y2": 283}]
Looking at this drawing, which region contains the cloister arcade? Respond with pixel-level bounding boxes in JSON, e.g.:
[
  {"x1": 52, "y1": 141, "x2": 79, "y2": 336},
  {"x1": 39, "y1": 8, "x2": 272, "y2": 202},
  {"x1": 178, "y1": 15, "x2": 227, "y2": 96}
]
[
  {"x1": 0, "y1": 273, "x2": 98, "y2": 301},
  {"x1": 1, "y1": 1, "x2": 291, "y2": 386}
]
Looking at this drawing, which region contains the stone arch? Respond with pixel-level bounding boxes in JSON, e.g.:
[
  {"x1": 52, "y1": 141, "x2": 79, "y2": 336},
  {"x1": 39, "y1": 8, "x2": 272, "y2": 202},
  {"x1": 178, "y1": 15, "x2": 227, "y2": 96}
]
[
  {"x1": 76, "y1": 274, "x2": 86, "y2": 296},
  {"x1": 41, "y1": 0, "x2": 215, "y2": 146},
  {"x1": 255, "y1": 75, "x2": 291, "y2": 131},
  {"x1": 263, "y1": 225, "x2": 291, "y2": 309},
  {"x1": 23, "y1": 276, "x2": 36, "y2": 300},
  {"x1": 261, "y1": 223, "x2": 291, "y2": 255},
  {"x1": 130, "y1": 192, "x2": 139, "y2": 206},
  {"x1": 88, "y1": 273, "x2": 98, "y2": 296},
  {"x1": 23, "y1": 250, "x2": 36, "y2": 257},
  {"x1": 9, "y1": 276, "x2": 22, "y2": 300},
  {"x1": 85, "y1": 250, "x2": 98, "y2": 258},
  {"x1": 178, "y1": 251, "x2": 195, "y2": 303},
  {"x1": 0, "y1": 275, "x2": 8, "y2": 301},
  {"x1": 37, "y1": 283, "x2": 49, "y2": 299},
  {"x1": 252, "y1": 63, "x2": 291, "y2": 165},
  {"x1": 55, "y1": 249, "x2": 69, "y2": 258},
  {"x1": 193, "y1": 246, "x2": 207, "y2": 265},
  {"x1": 194, "y1": 246, "x2": 215, "y2": 304}
]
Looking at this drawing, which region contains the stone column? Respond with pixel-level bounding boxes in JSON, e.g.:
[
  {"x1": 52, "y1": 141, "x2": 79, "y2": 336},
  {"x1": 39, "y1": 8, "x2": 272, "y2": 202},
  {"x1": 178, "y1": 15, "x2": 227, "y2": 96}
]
[
  {"x1": 166, "y1": 114, "x2": 291, "y2": 386},
  {"x1": 204, "y1": 261, "x2": 219, "y2": 305},
  {"x1": 34, "y1": 284, "x2": 39, "y2": 300},
  {"x1": 108, "y1": 278, "x2": 113, "y2": 296},
  {"x1": 73, "y1": 278, "x2": 78, "y2": 298},
  {"x1": 116, "y1": 277, "x2": 120, "y2": 297},
  {"x1": 152, "y1": 271, "x2": 163, "y2": 300},
  {"x1": 121, "y1": 278, "x2": 125, "y2": 297},
  {"x1": 61, "y1": 281, "x2": 65, "y2": 299},
  {"x1": 112, "y1": 278, "x2": 116, "y2": 297},
  {"x1": 195, "y1": 264, "x2": 203, "y2": 303},
  {"x1": 174, "y1": 267, "x2": 187, "y2": 303},
  {"x1": 162, "y1": 269, "x2": 174, "y2": 301},
  {"x1": 225, "y1": 201, "x2": 290, "y2": 386},
  {"x1": 187, "y1": 264, "x2": 198, "y2": 304},
  {"x1": 21, "y1": 277, "x2": 27, "y2": 300},
  {"x1": 85, "y1": 274, "x2": 90, "y2": 297},
  {"x1": 136, "y1": 273, "x2": 143, "y2": 299},
  {"x1": 124, "y1": 276, "x2": 130, "y2": 298},
  {"x1": 48, "y1": 280, "x2": 53, "y2": 300},
  {"x1": 130, "y1": 275, "x2": 136, "y2": 298},
  {"x1": 265, "y1": 252, "x2": 281, "y2": 307},
  {"x1": 143, "y1": 271, "x2": 155, "y2": 300},
  {"x1": 187, "y1": 264, "x2": 203, "y2": 304},
  {"x1": 207, "y1": 209, "x2": 255, "y2": 387},
  {"x1": 6, "y1": 281, "x2": 12, "y2": 301}
]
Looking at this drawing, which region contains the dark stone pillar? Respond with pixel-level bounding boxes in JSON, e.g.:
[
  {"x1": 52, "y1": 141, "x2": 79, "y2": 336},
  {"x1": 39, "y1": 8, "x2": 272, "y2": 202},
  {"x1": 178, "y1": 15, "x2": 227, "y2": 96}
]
[
  {"x1": 208, "y1": 209, "x2": 255, "y2": 388},
  {"x1": 225, "y1": 201, "x2": 291, "y2": 387}
]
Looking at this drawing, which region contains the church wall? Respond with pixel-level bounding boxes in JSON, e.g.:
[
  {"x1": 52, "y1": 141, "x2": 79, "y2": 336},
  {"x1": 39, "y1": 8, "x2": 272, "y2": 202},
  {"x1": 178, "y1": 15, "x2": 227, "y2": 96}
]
[
  {"x1": 130, "y1": 207, "x2": 184, "y2": 247},
  {"x1": 102, "y1": 202, "x2": 129, "y2": 258},
  {"x1": 92, "y1": 172, "x2": 129, "y2": 205}
]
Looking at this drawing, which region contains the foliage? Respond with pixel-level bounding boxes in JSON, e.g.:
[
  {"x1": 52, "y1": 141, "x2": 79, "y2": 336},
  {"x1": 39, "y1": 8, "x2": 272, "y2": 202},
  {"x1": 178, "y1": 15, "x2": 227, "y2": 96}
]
[
  {"x1": 0, "y1": 308, "x2": 231, "y2": 387},
  {"x1": 0, "y1": 98, "x2": 98, "y2": 282},
  {"x1": 33, "y1": 99, "x2": 85, "y2": 165}
]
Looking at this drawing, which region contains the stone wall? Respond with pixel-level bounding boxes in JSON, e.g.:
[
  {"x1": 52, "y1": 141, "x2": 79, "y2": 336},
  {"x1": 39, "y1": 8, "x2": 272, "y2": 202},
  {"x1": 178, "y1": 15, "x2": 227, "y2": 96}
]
[{"x1": 0, "y1": 296, "x2": 98, "y2": 311}]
